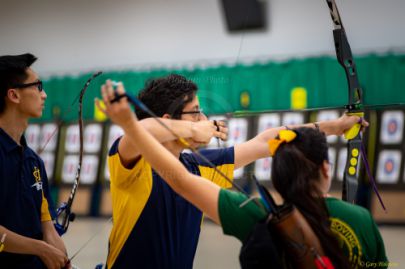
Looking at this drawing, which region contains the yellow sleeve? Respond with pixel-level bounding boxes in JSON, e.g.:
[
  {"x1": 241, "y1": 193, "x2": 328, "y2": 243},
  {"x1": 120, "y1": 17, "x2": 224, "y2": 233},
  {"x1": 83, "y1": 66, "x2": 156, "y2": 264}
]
[
  {"x1": 199, "y1": 163, "x2": 235, "y2": 189},
  {"x1": 40, "y1": 196, "x2": 52, "y2": 222},
  {"x1": 108, "y1": 154, "x2": 149, "y2": 189}
]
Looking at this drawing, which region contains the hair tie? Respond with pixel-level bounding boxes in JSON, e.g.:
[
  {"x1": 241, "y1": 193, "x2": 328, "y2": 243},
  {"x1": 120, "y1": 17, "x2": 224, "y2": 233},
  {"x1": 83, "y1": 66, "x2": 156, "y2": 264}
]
[{"x1": 268, "y1": 130, "x2": 297, "y2": 156}]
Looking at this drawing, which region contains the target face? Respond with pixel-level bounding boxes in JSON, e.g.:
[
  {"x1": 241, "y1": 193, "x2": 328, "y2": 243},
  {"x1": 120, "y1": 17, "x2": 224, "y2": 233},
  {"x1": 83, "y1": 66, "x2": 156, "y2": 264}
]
[
  {"x1": 25, "y1": 124, "x2": 41, "y2": 151},
  {"x1": 233, "y1": 167, "x2": 244, "y2": 179},
  {"x1": 40, "y1": 123, "x2": 58, "y2": 152},
  {"x1": 62, "y1": 154, "x2": 99, "y2": 184},
  {"x1": 105, "y1": 161, "x2": 110, "y2": 182},
  {"x1": 376, "y1": 150, "x2": 401, "y2": 184},
  {"x1": 40, "y1": 152, "x2": 55, "y2": 180},
  {"x1": 336, "y1": 148, "x2": 347, "y2": 182},
  {"x1": 317, "y1": 110, "x2": 340, "y2": 144},
  {"x1": 254, "y1": 157, "x2": 272, "y2": 181},
  {"x1": 257, "y1": 114, "x2": 281, "y2": 133},
  {"x1": 84, "y1": 124, "x2": 103, "y2": 153},
  {"x1": 227, "y1": 118, "x2": 248, "y2": 147},
  {"x1": 282, "y1": 112, "x2": 304, "y2": 126},
  {"x1": 380, "y1": 111, "x2": 404, "y2": 144},
  {"x1": 80, "y1": 155, "x2": 99, "y2": 184},
  {"x1": 65, "y1": 125, "x2": 80, "y2": 153},
  {"x1": 328, "y1": 148, "x2": 337, "y2": 180},
  {"x1": 107, "y1": 125, "x2": 124, "y2": 149}
]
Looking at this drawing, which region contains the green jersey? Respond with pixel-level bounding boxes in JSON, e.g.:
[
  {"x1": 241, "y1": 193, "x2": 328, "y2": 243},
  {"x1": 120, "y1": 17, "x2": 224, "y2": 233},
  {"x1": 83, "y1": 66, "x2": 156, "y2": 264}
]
[{"x1": 218, "y1": 189, "x2": 388, "y2": 268}]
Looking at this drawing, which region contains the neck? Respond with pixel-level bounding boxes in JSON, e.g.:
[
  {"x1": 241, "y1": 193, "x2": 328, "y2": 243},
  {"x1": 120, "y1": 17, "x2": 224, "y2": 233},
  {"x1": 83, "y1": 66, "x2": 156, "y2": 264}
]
[{"x1": 0, "y1": 110, "x2": 29, "y2": 145}]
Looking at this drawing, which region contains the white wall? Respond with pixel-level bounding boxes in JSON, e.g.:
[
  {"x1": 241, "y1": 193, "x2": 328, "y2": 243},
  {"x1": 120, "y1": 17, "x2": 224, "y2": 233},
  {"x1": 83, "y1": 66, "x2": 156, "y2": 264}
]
[{"x1": 1, "y1": 0, "x2": 404, "y2": 76}]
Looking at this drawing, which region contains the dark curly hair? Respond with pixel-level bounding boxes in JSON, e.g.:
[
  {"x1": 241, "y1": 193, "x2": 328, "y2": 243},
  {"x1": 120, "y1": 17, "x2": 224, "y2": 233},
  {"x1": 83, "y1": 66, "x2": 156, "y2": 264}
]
[
  {"x1": 135, "y1": 74, "x2": 198, "y2": 120},
  {"x1": 0, "y1": 53, "x2": 37, "y2": 114},
  {"x1": 271, "y1": 127, "x2": 350, "y2": 268}
]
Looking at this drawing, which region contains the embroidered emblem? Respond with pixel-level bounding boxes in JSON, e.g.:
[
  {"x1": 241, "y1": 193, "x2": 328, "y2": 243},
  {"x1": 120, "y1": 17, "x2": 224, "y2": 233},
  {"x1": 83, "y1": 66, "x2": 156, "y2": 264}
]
[
  {"x1": 330, "y1": 217, "x2": 363, "y2": 268},
  {"x1": 31, "y1": 166, "x2": 43, "y2": 191}
]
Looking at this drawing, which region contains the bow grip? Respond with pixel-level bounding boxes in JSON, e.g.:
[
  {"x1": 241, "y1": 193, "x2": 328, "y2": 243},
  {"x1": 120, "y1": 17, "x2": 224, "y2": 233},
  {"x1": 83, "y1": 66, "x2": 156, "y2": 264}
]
[{"x1": 344, "y1": 112, "x2": 364, "y2": 140}]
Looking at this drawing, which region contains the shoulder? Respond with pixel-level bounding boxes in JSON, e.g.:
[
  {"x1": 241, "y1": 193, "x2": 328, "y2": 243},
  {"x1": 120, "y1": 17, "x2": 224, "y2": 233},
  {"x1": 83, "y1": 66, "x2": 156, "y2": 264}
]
[
  {"x1": 219, "y1": 189, "x2": 268, "y2": 241},
  {"x1": 189, "y1": 147, "x2": 234, "y2": 166},
  {"x1": 326, "y1": 197, "x2": 371, "y2": 220}
]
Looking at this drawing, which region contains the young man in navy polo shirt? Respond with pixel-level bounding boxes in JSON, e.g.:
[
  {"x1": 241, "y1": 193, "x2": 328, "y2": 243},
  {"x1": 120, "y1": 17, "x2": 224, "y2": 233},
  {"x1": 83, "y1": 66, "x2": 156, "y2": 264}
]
[{"x1": 0, "y1": 54, "x2": 69, "y2": 269}]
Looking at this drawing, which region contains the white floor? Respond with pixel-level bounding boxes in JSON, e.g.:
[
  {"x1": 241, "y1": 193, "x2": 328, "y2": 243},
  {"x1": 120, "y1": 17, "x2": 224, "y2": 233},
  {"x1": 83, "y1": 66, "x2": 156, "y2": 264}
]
[{"x1": 63, "y1": 218, "x2": 404, "y2": 269}]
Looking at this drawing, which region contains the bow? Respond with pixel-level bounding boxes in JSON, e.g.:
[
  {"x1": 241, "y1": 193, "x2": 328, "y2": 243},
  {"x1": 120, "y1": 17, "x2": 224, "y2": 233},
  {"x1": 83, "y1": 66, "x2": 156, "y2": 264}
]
[
  {"x1": 325, "y1": 0, "x2": 363, "y2": 204},
  {"x1": 54, "y1": 71, "x2": 103, "y2": 235},
  {"x1": 324, "y1": 0, "x2": 385, "y2": 210}
]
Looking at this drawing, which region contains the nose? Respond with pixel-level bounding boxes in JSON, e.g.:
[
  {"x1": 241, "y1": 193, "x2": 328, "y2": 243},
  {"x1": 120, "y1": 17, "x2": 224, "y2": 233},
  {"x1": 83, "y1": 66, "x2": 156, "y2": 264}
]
[
  {"x1": 199, "y1": 112, "x2": 208, "y2": 121},
  {"x1": 41, "y1": 89, "x2": 47, "y2": 99}
]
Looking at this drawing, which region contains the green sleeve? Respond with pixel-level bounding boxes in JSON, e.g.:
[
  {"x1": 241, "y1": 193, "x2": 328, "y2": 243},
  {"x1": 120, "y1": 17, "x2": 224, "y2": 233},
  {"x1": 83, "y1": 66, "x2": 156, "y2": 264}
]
[
  {"x1": 218, "y1": 189, "x2": 268, "y2": 242},
  {"x1": 369, "y1": 214, "x2": 388, "y2": 268}
]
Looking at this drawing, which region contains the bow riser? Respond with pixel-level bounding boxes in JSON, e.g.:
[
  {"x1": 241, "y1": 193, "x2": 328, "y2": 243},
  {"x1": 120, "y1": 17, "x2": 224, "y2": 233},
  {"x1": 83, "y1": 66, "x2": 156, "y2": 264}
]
[{"x1": 333, "y1": 29, "x2": 362, "y2": 108}]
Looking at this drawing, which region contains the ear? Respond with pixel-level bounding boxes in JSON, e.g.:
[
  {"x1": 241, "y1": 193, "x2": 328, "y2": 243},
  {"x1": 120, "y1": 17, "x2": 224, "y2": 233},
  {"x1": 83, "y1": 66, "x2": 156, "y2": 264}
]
[
  {"x1": 7, "y1": 89, "x2": 20, "y2": 104},
  {"x1": 321, "y1": 160, "x2": 329, "y2": 179},
  {"x1": 162, "y1": 113, "x2": 171, "y2": 119}
]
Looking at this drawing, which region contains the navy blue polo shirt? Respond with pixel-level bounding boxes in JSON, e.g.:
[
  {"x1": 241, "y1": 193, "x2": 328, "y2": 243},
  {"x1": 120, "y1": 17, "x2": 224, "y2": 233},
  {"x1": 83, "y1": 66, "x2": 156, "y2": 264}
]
[{"x1": 0, "y1": 128, "x2": 55, "y2": 269}]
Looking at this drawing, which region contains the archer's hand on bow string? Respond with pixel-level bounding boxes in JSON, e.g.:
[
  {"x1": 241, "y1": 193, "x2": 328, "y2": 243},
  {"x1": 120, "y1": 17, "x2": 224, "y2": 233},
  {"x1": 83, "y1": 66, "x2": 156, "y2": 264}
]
[
  {"x1": 188, "y1": 120, "x2": 228, "y2": 147},
  {"x1": 95, "y1": 80, "x2": 138, "y2": 131}
]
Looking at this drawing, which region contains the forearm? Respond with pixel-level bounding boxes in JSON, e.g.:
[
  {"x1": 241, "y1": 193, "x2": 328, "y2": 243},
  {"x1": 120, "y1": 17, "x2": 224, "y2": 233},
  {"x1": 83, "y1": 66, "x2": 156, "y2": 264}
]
[
  {"x1": 0, "y1": 225, "x2": 45, "y2": 256},
  {"x1": 140, "y1": 118, "x2": 195, "y2": 143},
  {"x1": 42, "y1": 221, "x2": 67, "y2": 255},
  {"x1": 235, "y1": 119, "x2": 341, "y2": 168},
  {"x1": 117, "y1": 118, "x2": 196, "y2": 167},
  {"x1": 285, "y1": 121, "x2": 334, "y2": 136}
]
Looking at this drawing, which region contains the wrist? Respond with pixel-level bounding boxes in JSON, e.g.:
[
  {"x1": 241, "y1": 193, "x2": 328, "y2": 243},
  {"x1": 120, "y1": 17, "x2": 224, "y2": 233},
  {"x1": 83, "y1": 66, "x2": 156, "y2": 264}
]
[
  {"x1": 317, "y1": 120, "x2": 337, "y2": 136},
  {"x1": 31, "y1": 240, "x2": 47, "y2": 257},
  {"x1": 190, "y1": 121, "x2": 197, "y2": 138}
]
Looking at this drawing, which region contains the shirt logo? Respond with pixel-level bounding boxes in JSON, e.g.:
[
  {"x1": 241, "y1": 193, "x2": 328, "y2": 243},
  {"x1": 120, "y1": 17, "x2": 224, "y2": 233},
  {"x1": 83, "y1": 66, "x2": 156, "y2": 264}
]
[
  {"x1": 31, "y1": 166, "x2": 43, "y2": 191},
  {"x1": 330, "y1": 217, "x2": 363, "y2": 268}
]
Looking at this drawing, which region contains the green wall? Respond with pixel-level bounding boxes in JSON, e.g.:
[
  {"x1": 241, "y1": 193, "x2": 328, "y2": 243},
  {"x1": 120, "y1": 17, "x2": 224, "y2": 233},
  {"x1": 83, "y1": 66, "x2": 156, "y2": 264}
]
[{"x1": 37, "y1": 54, "x2": 405, "y2": 122}]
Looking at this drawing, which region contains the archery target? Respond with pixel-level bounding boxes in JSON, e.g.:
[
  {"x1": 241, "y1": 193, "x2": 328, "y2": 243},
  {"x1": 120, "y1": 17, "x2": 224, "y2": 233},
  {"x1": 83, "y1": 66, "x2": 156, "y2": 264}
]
[
  {"x1": 282, "y1": 112, "x2": 304, "y2": 126},
  {"x1": 207, "y1": 115, "x2": 227, "y2": 148},
  {"x1": 328, "y1": 148, "x2": 337, "y2": 179},
  {"x1": 25, "y1": 124, "x2": 41, "y2": 151},
  {"x1": 380, "y1": 111, "x2": 404, "y2": 144},
  {"x1": 254, "y1": 157, "x2": 272, "y2": 181},
  {"x1": 65, "y1": 125, "x2": 80, "y2": 153},
  {"x1": 40, "y1": 123, "x2": 58, "y2": 152},
  {"x1": 84, "y1": 124, "x2": 103, "y2": 153},
  {"x1": 257, "y1": 114, "x2": 281, "y2": 133},
  {"x1": 80, "y1": 155, "x2": 99, "y2": 184},
  {"x1": 105, "y1": 161, "x2": 110, "y2": 182},
  {"x1": 376, "y1": 150, "x2": 402, "y2": 184},
  {"x1": 234, "y1": 167, "x2": 244, "y2": 179},
  {"x1": 107, "y1": 124, "x2": 124, "y2": 150},
  {"x1": 317, "y1": 110, "x2": 340, "y2": 144},
  {"x1": 62, "y1": 154, "x2": 99, "y2": 184},
  {"x1": 227, "y1": 118, "x2": 248, "y2": 147},
  {"x1": 62, "y1": 155, "x2": 79, "y2": 183},
  {"x1": 336, "y1": 148, "x2": 347, "y2": 182},
  {"x1": 40, "y1": 151, "x2": 55, "y2": 180}
]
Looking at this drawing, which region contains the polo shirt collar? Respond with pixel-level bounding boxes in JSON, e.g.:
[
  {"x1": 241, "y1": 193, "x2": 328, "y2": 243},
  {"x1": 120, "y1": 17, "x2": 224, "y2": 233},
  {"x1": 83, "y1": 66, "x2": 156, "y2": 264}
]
[{"x1": 0, "y1": 128, "x2": 29, "y2": 153}]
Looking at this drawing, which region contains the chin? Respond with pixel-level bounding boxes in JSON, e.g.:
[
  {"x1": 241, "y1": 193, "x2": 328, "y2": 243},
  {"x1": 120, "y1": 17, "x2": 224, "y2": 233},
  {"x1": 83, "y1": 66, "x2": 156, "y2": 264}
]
[{"x1": 31, "y1": 111, "x2": 43, "y2": 118}]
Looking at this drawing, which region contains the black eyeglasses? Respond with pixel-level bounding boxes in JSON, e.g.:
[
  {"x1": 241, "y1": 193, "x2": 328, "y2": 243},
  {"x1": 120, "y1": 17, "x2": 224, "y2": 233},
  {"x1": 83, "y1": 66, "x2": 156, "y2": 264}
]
[
  {"x1": 13, "y1": 80, "x2": 43, "y2": 92},
  {"x1": 180, "y1": 109, "x2": 204, "y2": 120}
]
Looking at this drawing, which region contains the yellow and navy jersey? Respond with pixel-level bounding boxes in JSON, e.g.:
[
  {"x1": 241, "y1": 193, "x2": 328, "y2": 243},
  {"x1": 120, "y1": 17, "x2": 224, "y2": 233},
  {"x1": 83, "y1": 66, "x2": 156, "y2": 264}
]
[
  {"x1": 0, "y1": 128, "x2": 54, "y2": 269},
  {"x1": 107, "y1": 138, "x2": 234, "y2": 269}
]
